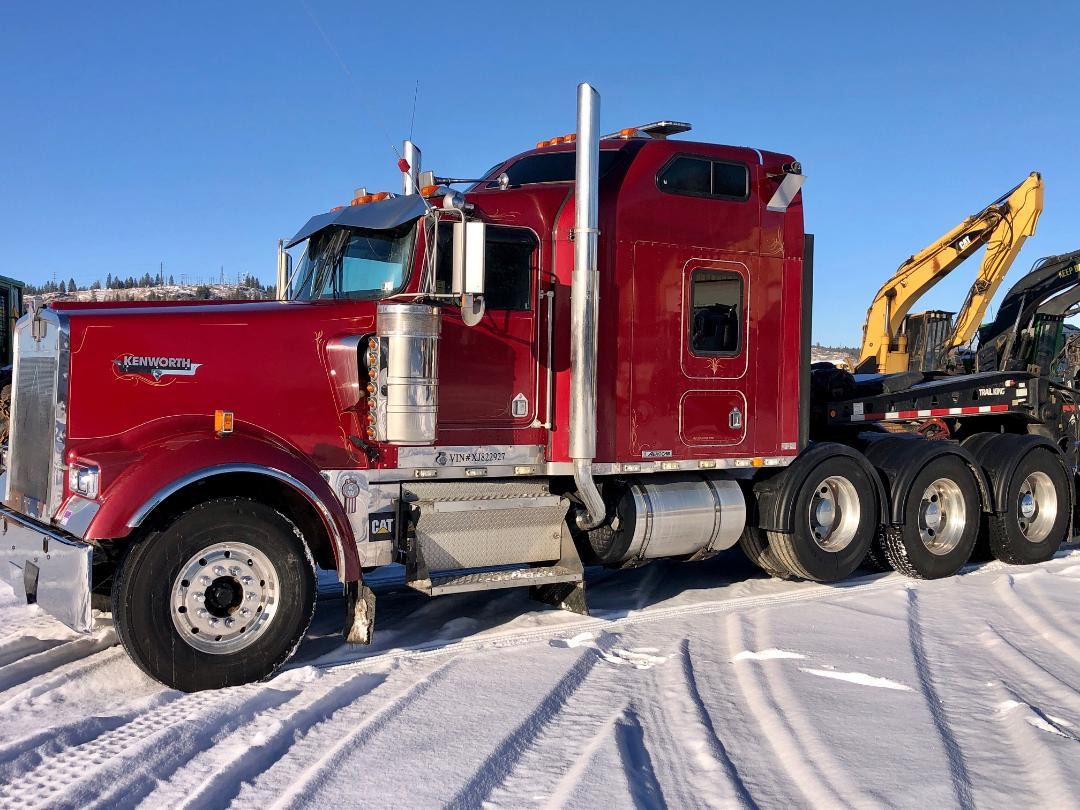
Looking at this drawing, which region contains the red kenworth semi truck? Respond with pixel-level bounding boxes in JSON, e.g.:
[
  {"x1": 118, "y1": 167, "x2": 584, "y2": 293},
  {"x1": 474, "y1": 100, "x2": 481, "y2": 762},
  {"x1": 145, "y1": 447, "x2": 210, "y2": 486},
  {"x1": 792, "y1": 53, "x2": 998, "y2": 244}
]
[{"x1": 1, "y1": 85, "x2": 1071, "y2": 691}]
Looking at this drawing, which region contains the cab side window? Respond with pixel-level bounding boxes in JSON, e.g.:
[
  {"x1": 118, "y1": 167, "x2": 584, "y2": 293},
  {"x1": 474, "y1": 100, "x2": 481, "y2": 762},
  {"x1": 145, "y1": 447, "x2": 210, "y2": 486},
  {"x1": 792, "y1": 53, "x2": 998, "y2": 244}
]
[
  {"x1": 658, "y1": 155, "x2": 749, "y2": 201},
  {"x1": 435, "y1": 225, "x2": 536, "y2": 311},
  {"x1": 690, "y1": 270, "x2": 742, "y2": 355}
]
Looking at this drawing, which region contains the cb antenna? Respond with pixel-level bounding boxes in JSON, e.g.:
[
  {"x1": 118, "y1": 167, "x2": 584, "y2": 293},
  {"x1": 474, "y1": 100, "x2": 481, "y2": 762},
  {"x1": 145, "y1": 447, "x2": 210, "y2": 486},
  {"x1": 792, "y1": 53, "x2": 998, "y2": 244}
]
[{"x1": 409, "y1": 79, "x2": 419, "y2": 142}]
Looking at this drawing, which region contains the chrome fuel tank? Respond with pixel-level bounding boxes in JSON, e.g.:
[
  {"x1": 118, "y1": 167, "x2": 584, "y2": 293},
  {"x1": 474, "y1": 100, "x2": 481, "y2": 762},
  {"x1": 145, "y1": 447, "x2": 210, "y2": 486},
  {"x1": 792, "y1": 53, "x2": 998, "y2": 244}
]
[{"x1": 582, "y1": 475, "x2": 746, "y2": 564}]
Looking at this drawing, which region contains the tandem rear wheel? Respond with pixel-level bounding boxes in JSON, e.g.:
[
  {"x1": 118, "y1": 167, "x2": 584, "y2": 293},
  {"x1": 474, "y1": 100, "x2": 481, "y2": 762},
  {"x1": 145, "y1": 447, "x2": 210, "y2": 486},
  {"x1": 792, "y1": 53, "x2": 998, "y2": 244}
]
[
  {"x1": 871, "y1": 454, "x2": 981, "y2": 579},
  {"x1": 112, "y1": 497, "x2": 317, "y2": 692},
  {"x1": 985, "y1": 446, "x2": 1070, "y2": 565},
  {"x1": 740, "y1": 452, "x2": 879, "y2": 582}
]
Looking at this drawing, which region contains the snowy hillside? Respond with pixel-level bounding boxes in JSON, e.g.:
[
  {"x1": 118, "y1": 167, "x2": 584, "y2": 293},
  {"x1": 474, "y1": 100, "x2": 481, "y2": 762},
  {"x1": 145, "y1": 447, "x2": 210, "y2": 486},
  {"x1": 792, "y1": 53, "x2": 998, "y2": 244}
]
[
  {"x1": 2, "y1": 548, "x2": 1080, "y2": 807},
  {"x1": 32, "y1": 283, "x2": 271, "y2": 306}
]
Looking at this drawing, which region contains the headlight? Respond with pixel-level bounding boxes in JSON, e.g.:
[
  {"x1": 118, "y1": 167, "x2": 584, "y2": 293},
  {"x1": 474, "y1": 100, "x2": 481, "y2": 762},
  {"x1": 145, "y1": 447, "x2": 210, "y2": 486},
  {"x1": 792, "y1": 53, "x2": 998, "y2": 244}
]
[{"x1": 68, "y1": 464, "x2": 100, "y2": 499}]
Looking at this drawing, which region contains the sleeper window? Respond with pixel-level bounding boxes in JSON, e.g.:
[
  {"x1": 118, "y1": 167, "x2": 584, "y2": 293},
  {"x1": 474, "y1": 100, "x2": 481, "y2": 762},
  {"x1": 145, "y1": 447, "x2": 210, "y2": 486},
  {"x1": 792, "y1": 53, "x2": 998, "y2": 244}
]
[
  {"x1": 690, "y1": 270, "x2": 742, "y2": 355},
  {"x1": 658, "y1": 155, "x2": 749, "y2": 201}
]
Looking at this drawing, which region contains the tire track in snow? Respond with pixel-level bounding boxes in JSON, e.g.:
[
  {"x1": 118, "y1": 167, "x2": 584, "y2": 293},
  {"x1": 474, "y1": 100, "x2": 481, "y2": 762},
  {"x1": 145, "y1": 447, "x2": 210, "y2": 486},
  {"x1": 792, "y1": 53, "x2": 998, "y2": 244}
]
[
  {"x1": 635, "y1": 638, "x2": 755, "y2": 809},
  {"x1": 311, "y1": 553, "x2": 1080, "y2": 680},
  {"x1": 446, "y1": 636, "x2": 620, "y2": 809},
  {"x1": 138, "y1": 669, "x2": 386, "y2": 810},
  {"x1": 990, "y1": 682, "x2": 1078, "y2": 809},
  {"x1": 749, "y1": 611, "x2": 879, "y2": 808},
  {"x1": 0, "y1": 636, "x2": 65, "y2": 669},
  {"x1": 63, "y1": 686, "x2": 302, "y2": 810},
  {"x1": 614, "y1": 703, "x2": 668, "y2": 810},
  {"x1": 982, "y1": 623, "x2": 1080, "y2": 715},
  {"x1": 0, "y1": 685, "x2": 253, "y2": 808},
  {"x1": 0, "y1": 646, "x2": 126, "y2": 712},
  {"x1": 724, "y1": 612, "x2": 845, "y2": 809},
  {"x1": 250, "y1": 659, "x2": 458, "y2": 810},
  {"x1": 0, "y1": 693, "x2": 175, "y2": 783},
  {"x1": 905, "y1": 588, "x2": 974, "y2": 810},
  {"x1": 996, "y1": 573, "x2": 1080, "y2": 668},
  {"x1": 0, "y1": 632, "x2": 115, "y2": 695}
]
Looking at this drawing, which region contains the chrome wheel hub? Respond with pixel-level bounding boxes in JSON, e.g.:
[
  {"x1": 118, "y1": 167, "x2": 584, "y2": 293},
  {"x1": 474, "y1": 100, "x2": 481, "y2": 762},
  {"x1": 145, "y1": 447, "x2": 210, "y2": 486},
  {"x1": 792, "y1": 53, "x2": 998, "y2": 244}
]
[
  {"x1": 1017, "y1": 471, "x2": 1057, "y2": 543},
  {"x1": 171, "y1": 541, "x2": 278, "y2": 654},
  {"x1": 918, "y1": 478, "x2": 965, "y2": 556},
  {"x1": 808, "y1": 475, "x2": 860, "y2": 551}
]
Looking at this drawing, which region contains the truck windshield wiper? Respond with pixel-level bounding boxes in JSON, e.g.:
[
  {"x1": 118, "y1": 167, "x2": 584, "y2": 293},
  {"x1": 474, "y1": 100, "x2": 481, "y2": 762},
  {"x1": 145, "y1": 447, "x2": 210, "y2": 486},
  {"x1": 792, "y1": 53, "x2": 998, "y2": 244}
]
[{"x1": 310, "y1": 229, "x2": 350, "y2": 300}]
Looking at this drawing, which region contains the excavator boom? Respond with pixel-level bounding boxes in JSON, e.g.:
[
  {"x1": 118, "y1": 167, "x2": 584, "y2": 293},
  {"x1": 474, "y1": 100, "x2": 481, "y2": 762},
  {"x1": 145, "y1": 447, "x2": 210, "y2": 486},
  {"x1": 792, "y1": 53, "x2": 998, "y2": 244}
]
[{"x1": 857, "y1": 172, "x2": 1043, "y2": 373}]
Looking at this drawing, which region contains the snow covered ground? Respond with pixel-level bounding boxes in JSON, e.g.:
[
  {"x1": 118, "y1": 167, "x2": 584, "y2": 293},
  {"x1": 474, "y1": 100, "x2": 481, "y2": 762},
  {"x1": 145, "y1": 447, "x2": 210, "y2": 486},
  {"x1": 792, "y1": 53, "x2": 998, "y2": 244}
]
[{"x1": 2, "y1": 547, "x2": 1080, "y2": 808}]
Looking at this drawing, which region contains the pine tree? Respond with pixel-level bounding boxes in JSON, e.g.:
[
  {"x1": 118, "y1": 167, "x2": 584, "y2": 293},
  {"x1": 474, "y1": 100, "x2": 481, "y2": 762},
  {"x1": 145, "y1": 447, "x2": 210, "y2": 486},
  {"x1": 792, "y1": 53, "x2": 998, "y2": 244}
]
[
  {"x1": 58, "y1": 280, "x2": 66, "y2": 293},
  {"x1": 68, "y1": 277, "x2": 77, "y2": 293},
  {"x1": 106, "y1": 273, "x2": 113, "y2": 289}
]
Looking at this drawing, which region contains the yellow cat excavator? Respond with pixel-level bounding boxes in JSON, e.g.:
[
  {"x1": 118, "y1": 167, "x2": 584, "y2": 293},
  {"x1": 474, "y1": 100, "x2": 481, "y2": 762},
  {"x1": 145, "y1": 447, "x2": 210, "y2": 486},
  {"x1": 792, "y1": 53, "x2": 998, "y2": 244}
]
[{"x1": 857, "y1": 172, "x2": 1043, "y2": 374}]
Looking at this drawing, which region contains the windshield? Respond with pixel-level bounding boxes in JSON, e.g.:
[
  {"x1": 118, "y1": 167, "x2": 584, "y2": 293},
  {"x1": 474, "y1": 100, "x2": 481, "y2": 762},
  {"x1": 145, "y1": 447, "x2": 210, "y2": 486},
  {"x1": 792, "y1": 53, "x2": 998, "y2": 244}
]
[{"x1": 289, "y1": 223, "x2": 416, "y2": 301}]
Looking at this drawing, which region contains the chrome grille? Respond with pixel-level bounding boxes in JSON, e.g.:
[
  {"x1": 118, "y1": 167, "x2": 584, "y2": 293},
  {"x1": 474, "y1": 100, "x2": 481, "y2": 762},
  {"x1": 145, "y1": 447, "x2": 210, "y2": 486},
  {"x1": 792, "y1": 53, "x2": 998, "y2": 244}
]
[
  {"x1": 10, "y1": 355, "x2": 56, "y2": 504},
  {"x1": 5, "y1": 309, "x2": 65, "y2": 520}
]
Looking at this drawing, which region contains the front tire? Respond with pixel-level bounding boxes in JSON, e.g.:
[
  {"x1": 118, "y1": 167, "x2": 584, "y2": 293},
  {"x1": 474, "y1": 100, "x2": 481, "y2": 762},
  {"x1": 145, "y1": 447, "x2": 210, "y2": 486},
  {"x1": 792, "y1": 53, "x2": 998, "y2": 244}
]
[
  {"x1": 112, "y1": 498, "x2": 317, "y2": 692},
  {"x1": 987, "y1": 448, "x2": 1070, "y2": 565}
]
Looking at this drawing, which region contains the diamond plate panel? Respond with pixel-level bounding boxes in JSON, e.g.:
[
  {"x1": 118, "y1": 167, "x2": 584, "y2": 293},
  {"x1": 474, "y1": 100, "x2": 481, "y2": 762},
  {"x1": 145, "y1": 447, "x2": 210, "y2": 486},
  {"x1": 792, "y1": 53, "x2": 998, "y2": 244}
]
[{"x1": 403, "y1": 479, "x2": 567, "y2": 571}]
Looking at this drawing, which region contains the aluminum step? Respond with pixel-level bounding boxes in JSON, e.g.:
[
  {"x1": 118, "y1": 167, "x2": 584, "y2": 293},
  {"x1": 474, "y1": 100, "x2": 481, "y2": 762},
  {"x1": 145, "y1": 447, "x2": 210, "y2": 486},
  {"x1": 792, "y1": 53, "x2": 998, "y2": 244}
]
[{"x1": 408, "y1": 565, "x2": 582, "y2": 596}]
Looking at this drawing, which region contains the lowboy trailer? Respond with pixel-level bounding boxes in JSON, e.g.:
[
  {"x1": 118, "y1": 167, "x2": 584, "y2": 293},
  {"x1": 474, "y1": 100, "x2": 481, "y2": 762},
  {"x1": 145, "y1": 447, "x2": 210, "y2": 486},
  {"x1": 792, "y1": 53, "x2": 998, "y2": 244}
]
[{"x1": 0, "y1": 84, "x2": 1072, "y2": 691}]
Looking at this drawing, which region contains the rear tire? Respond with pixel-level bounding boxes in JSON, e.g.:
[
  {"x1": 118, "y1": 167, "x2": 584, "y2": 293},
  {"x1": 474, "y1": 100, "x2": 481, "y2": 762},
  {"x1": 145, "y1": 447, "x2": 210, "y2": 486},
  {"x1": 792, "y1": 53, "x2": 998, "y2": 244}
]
[
  {"x1": 874, "y1": 455, "x2": 980, "y2": 579},
  {"x1": 764, "y1": 456, "x2": 879, "y2": 582},
  {"x1": 112, "y1": 497, "x2": 317, "y2": 692},
  {"x1": 987, "y1": 448, "x2": 1070, "y2": 565},
  {"x1": 738, "y1": 526, "x2": 794, "y2": 579}
]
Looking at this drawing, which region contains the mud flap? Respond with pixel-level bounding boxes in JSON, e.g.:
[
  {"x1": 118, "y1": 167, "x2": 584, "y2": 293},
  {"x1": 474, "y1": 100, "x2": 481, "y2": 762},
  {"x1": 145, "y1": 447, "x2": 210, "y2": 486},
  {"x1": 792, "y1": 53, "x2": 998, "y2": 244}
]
[
  {"x1": 343, "y1": 579, "x2": 376, "y2": 645},
  {"x1": 530, "y1": 580, "x2": 588, "y2": 615}
]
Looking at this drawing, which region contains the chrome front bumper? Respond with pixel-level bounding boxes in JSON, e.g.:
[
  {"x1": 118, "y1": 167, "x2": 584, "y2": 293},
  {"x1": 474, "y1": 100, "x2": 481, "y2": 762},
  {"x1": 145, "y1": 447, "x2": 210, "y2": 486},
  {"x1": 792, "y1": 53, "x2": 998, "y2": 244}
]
[{"x1": 0, "y1": 507, "x2": 93, "y2": 633}]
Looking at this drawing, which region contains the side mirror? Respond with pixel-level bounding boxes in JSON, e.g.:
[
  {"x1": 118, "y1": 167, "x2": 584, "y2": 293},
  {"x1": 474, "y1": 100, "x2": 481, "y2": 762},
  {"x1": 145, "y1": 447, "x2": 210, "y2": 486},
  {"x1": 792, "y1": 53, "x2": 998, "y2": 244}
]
[{"x1": 452, "y1": 221, "x2": 486, "y2": 326}]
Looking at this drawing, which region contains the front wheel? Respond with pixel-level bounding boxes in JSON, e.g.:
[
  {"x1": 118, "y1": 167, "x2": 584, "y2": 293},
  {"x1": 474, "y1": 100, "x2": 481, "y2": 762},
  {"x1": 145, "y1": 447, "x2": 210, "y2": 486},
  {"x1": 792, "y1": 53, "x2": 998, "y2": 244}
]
[{"x1": 112, "y1": 498, "x2": 317, "y2": 692}]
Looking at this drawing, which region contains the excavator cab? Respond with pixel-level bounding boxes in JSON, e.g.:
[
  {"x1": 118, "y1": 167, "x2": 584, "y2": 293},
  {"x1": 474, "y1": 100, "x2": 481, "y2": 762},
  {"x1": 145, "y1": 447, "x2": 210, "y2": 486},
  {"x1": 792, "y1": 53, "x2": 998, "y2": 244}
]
[
  {"x1": 976, "y1": 249, "x2": 1080, "y2": 376},
  {"x1": 902, "y1": 310, "x2": 957, "y2": 373}
]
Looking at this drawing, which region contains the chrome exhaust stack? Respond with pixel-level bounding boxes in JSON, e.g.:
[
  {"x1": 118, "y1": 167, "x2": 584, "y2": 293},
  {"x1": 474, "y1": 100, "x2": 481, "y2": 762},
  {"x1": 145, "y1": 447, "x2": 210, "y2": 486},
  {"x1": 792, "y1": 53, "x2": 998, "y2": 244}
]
[
  {"x1": 570, "y1": 83, "x2": 605, "y2": 530},
  {"x1": 402, "y1": 139, "x2": 422, "y2": 195}
]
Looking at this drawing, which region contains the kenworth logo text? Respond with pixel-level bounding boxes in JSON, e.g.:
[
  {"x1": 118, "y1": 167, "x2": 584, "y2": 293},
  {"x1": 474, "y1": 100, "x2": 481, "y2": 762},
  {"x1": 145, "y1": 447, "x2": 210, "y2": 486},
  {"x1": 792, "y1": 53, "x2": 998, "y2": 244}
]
[
  {"x1": 435, "y1": 450, "x2": 508, "y2": 466},
  {"x1": 114, "y1": 355, "x2": 202, "y2": 381}
]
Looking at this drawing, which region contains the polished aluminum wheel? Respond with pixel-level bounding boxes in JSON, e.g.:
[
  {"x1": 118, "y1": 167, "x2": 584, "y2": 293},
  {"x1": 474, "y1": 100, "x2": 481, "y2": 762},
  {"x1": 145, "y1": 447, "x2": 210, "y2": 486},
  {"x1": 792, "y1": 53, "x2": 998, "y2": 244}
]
[
  {"x1": 171, "y1": 541, "x2": 278, "y2": 654},
  {"x1": 808, "y1": 475, "x2": 861, "y2": 551},
  {"x1": 1017, "y1": 470, "x2": 1057, "y2": 543},
  {"x1": 918, "y1": 478, "x2": 966, "y2": 555}
]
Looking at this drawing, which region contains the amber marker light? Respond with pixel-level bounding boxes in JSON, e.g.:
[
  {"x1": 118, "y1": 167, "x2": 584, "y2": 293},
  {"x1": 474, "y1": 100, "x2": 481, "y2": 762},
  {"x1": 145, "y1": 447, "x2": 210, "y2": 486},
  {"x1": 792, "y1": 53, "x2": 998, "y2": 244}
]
[{"x1": 214, "y1": 410, "x2": 235, "y2": 436}]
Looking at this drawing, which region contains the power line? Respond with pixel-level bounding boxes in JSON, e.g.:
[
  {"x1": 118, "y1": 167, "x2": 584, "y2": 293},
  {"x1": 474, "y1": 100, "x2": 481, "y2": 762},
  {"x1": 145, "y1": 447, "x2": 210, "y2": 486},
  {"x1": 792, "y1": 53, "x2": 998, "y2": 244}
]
[{"x1": 299, "y1": 0, "x2": 401, "y2": 160}]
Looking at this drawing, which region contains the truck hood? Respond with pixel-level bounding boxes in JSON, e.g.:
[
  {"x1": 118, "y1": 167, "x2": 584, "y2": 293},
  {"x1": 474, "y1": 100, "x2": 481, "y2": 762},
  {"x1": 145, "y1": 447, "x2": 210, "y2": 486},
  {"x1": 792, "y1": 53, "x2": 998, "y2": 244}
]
[{"x1": 58, "y1": 298, "x2": 376, "y2": 469}]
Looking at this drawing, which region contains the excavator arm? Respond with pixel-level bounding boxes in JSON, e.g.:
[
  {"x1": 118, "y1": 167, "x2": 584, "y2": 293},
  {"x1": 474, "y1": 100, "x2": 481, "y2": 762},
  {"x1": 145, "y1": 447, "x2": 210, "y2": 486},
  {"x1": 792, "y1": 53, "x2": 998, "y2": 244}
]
[{"x1": 857, "y1": 172, "x2": 1043, "y2": 373}]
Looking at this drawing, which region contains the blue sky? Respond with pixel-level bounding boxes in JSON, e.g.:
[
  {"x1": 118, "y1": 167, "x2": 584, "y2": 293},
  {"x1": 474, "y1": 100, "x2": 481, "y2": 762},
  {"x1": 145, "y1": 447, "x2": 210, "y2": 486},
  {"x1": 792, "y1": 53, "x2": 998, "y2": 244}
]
[{"x1": 2, "y1": 1, "x2": 1077, "y2": 345}]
